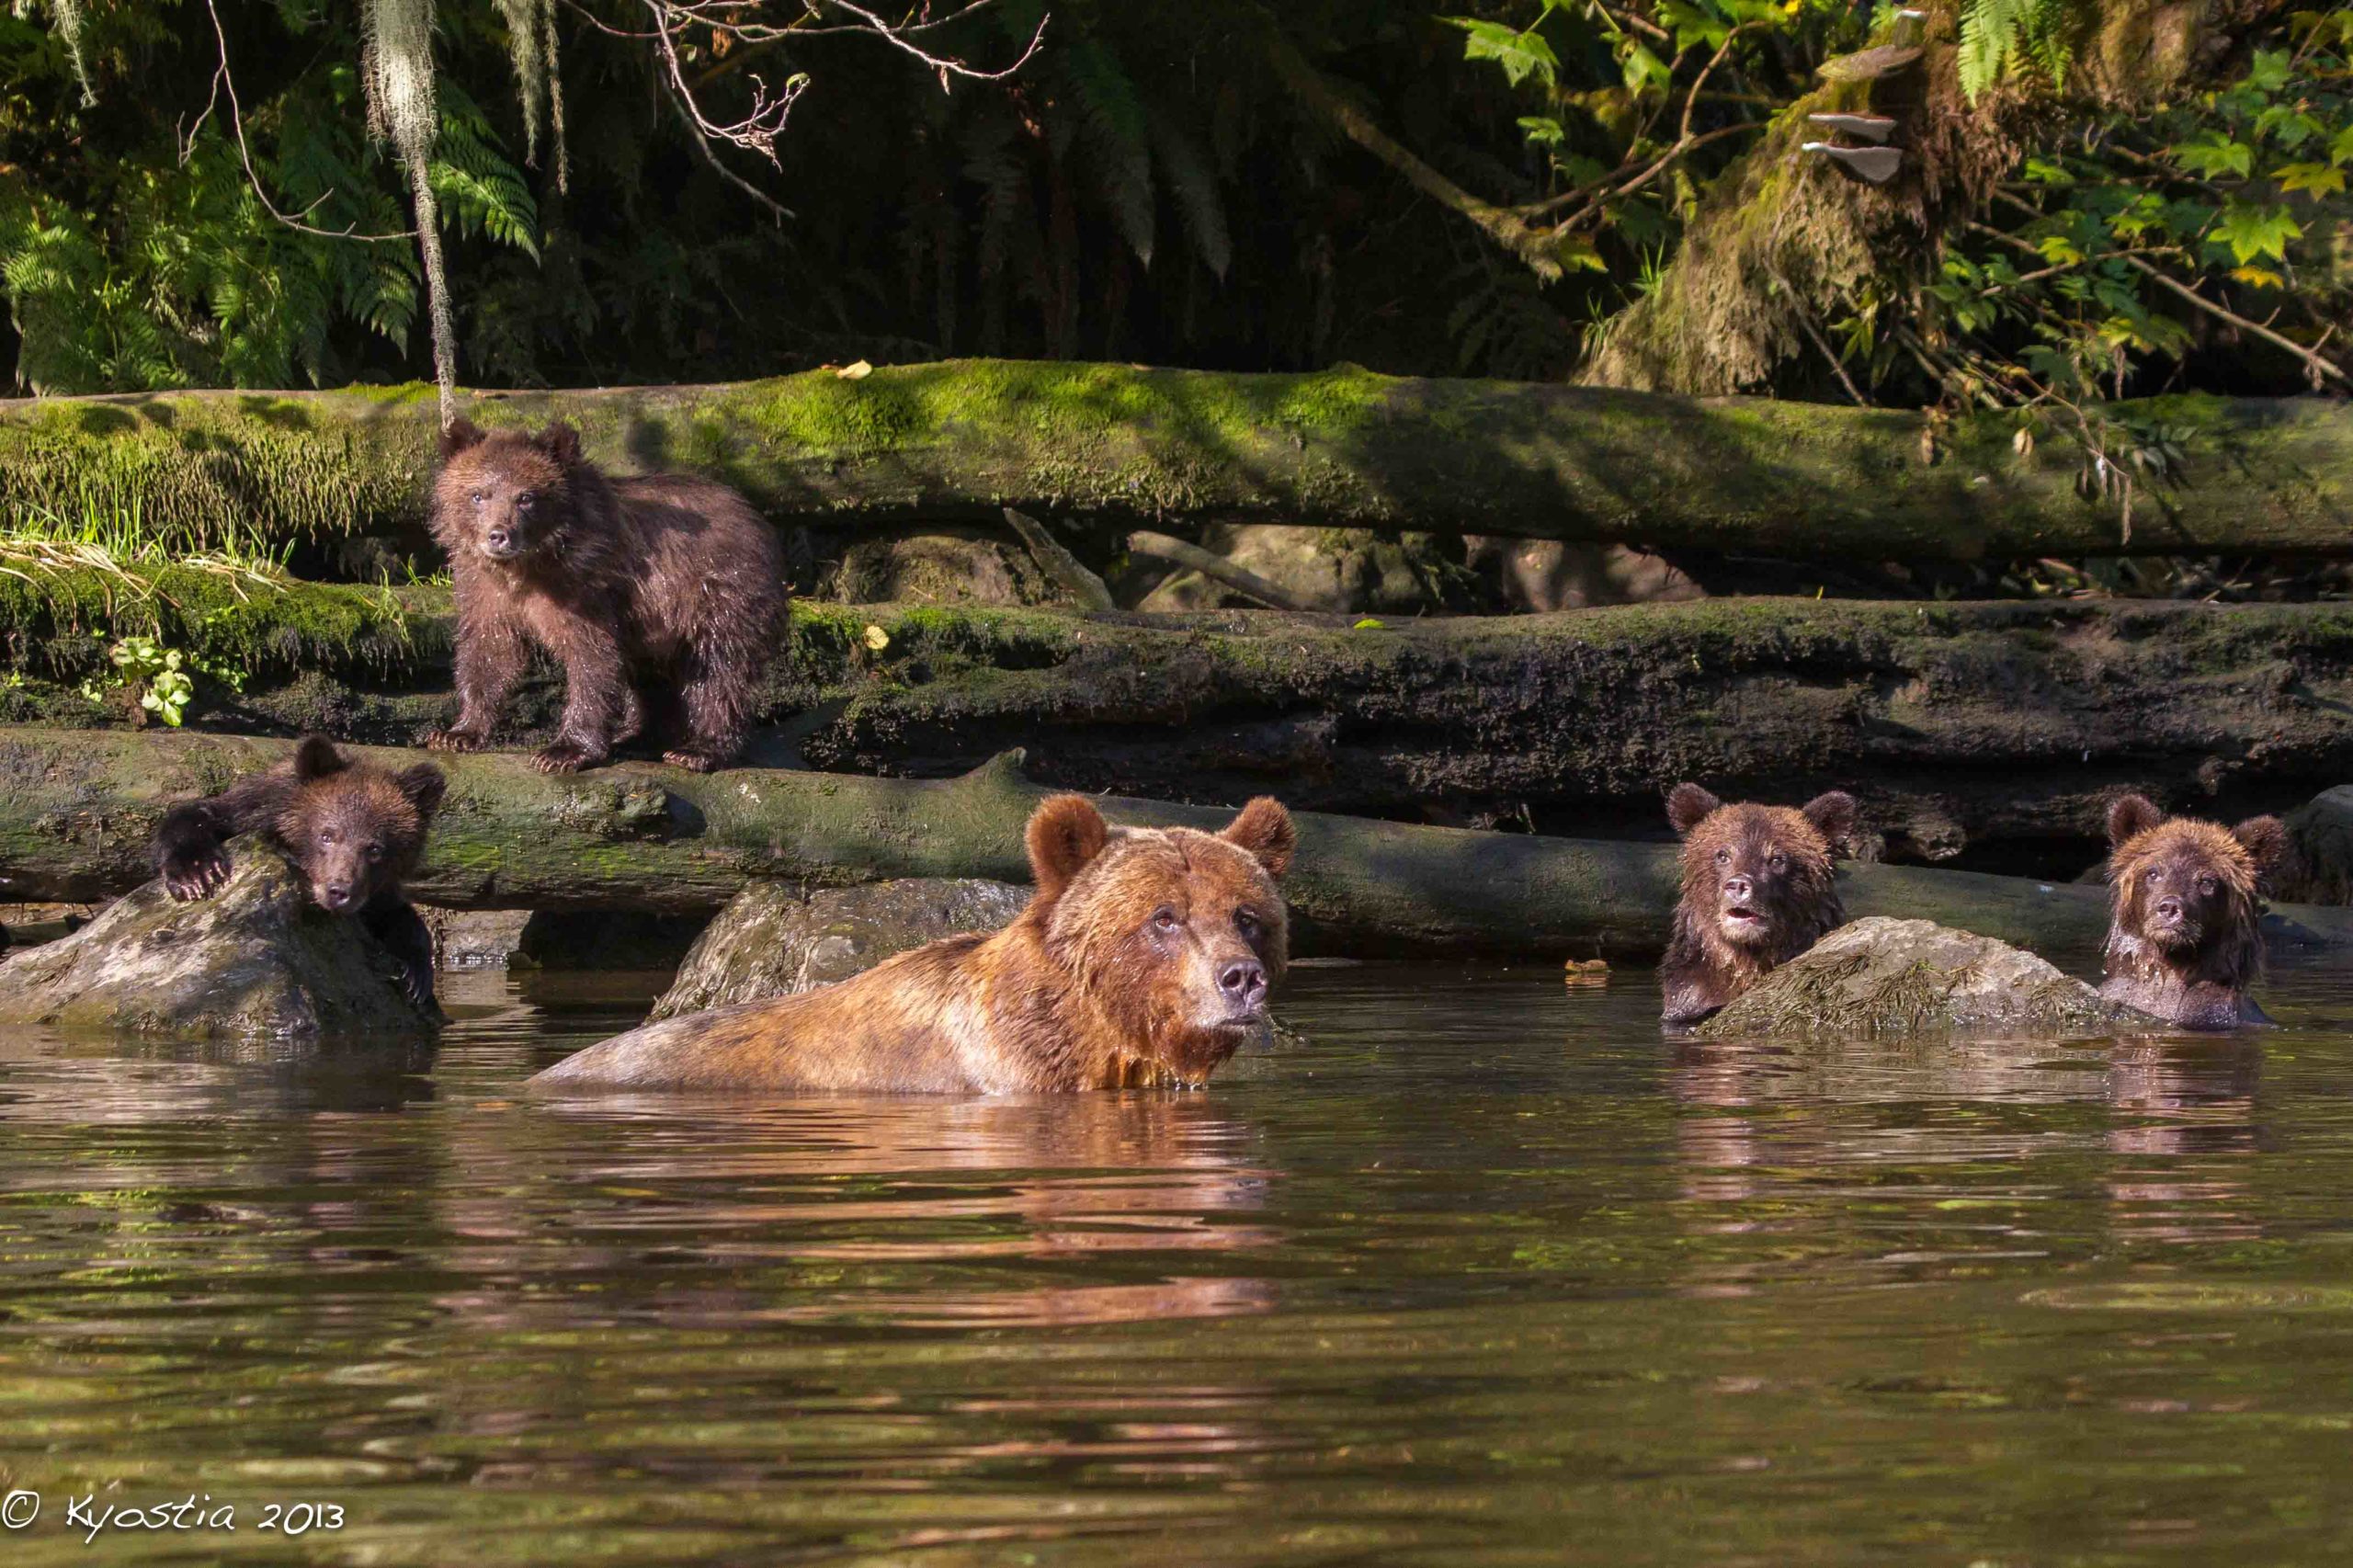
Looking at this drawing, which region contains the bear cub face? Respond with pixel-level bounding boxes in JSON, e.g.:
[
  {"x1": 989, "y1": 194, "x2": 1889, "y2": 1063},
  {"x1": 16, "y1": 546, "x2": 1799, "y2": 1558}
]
[
  {"x1": 278, "y1": 738, "x2": 446, "y2": 915},
  {"x1": 432, "y1": 421, "x2": 582, "y2": 568},
  {"x1": 2102, "y1": 794, "x2": 2284, "y2": 995},
  {"x1": 1025, "y1": 794, "x2": 1295, "y2": 1082},
  {"x1": 1667, "y1": 783, "x2": 1854, "y2": 956}
]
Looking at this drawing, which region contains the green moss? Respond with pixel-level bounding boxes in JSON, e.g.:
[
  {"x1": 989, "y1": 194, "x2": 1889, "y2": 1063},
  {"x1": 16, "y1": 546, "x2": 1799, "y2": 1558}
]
[{"x1": 0, "y1": 565, "x2": 432, "y2": 681}]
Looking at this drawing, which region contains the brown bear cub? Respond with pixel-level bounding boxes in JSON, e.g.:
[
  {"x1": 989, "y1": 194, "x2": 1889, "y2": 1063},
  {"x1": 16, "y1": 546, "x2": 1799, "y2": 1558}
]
[
  {"x1": 151, "y1": 737, "x2": 448, "y2": 1006},
  {"x1": 425, "y1": 420, "x2": 787, "y2": 775},
  {"x1": 1659, "y1": 782, "x2": 1857, "y2": 1026},
  {"x1": 533, "y1": 794, "x2": 1297, "y2": 1093},
  {"x1": 2099, "y1": 794, "x2": 2285, "y2": 1029}
]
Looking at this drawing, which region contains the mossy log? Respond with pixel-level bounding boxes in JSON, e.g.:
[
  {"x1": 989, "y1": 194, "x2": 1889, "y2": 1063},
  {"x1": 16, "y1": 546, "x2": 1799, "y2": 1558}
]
[
  {"x1": 10, "y1": 587, "x2": 2353, "y2": 871},
  {"x1": 2, "y1": 727, "x2": 2348, "y2": 960},
  {"x1": 3, "y1": 363, "x2": 2347, "y2": 560}
]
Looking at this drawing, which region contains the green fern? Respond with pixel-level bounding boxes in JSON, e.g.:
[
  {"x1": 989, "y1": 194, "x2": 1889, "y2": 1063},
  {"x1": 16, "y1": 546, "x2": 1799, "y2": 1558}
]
[{"x1": 1958, "y1": 0, "x2": 2082, "y2": 102}]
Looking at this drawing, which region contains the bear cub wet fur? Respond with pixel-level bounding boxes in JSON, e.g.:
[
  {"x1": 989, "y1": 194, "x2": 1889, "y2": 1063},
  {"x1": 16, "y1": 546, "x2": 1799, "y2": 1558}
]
[
  {"x1": 532, "y1": 793, "x2": 1297, "y2": 1094},
  {"x1": 2099, "y1": 794, "x2": 2286, "y2": 1029},
  {"x1": 425, "y1": 419, "x2": 787, "y2": 774},
  {"x1": 151, "y1": 737, "x2": 448, "y2": 1006},
  {"x1": 1659, "y1": 782, "x2": 1857, "y2": 1026}
]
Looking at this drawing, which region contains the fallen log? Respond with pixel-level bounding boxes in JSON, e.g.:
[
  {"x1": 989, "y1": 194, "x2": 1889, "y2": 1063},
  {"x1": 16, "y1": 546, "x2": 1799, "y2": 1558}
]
[
  {"x1": 3, "y1": 363, "x2": 2346, "y2": 561},
  {"x1": 2, "y1": 728, "x2": 2347, "y2": 960},
  {"x1": 10, "y1": 589, "x2": 2351, "y2": 874}
]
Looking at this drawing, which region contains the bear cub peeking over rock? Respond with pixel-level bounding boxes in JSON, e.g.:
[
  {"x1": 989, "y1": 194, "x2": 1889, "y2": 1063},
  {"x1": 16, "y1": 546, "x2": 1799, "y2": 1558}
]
[
  {"x1": 151, "y1": 737, "x2": 447, "y2": 1006},
  {"x1": 425, "y1": 419, "x2": 787, "y2": 775},
  {"x1": 532, "y1": 793, "x2": 1296, "y2": 1094},
  {"x1": 1660, "y1": 782, "x2": 1857, "y2": 1027},
  {"x1": 2099, "y1": 793, "x2": 2286, "y2": 1029}
]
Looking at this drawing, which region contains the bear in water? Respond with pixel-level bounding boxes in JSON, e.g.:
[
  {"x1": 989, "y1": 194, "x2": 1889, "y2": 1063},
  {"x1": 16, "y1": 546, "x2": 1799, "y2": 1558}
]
[
  {"x1": 533, "y1": 793, "x2": 1296, "y2": 1093},
  {"x1": 424, "y1": 419, "x2": 787, "y2": 774},
  {"x1": 1659, "y1": 782, "x2": 1857, "y2": 1027},
  {"x1": 2099, "y1": 793, "x2": 2285, "y2": 1029},
  {"x1": 151, "y1": 737, "x2": 447, "y2": 1006}
]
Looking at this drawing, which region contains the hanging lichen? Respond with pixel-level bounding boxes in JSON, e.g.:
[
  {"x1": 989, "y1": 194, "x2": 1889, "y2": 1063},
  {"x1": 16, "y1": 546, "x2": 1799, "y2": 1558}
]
[
  {"x1": 492, "y1": 0, "x2": 566, "y2": 184},
  {"x1": 361, "y1": 0, "x2": 458, "y2": 426},
  {"x1": 17, "y1": 0, "x2": 96, "y2": 108}
]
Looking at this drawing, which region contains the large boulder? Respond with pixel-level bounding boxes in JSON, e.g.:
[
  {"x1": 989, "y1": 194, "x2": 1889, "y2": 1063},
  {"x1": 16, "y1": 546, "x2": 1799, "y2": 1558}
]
[
  {"x1": 1698, "y1": 916, "x2": 2153, "y2": 1039},
  {"x1": 0, "y1": 846, "x2": 437, "y2": 1041},
  {"x1": 2271, "y1": 785, "x2": 2353, "y2": 905},
  {"x1": 650, "y1": 878, "x2": 1029, "y2": 1020}
]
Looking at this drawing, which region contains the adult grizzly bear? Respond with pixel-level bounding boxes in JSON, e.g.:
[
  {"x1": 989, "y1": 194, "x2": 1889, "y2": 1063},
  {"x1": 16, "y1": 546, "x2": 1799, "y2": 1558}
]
[
  {"x1": 424, "y1": 420, "x2": 786, "y2": 774},
  {"x1": 2099, "y1": 794, "x2": 2285, "y2": 1028},
  {"x1": 1659, "y1": 782, "x2": 1857, "y2": 1027},
  {"x1": 150, "y1": 736, "x2": 448, "y2": 1006},
  {"x1": 532, "y1": 793, "x2": 1297, "y2": 1093}
]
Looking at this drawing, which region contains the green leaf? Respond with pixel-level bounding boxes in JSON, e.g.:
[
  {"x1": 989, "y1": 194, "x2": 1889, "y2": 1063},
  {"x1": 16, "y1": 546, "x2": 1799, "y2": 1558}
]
[
  {"x1": 2213, "y1": 201, "x2": 2303, "y2": 263},
  {"x1": 2171, "y1": 133, "x2": 2253, "y2": 178},
  {"x1": 1518, "y1": 116, "x2": 1566, "y2": 147},
  {"x1": 1441, "y1": 18, "x2": 1560, "y2": 89},
  {"x1": 2277, "y1": 161, "x2": 2347, "y2": 196},
  {"x1": 1621, "y1": 42, "x2": 1669, "y2": 94}
]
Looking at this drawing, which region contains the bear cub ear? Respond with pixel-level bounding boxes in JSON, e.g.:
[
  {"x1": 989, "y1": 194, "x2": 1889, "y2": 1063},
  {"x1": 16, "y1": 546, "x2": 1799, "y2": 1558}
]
[
  {"x1": 1801, "y1": 790, "x2": 1859, "y2": 854},
  {"x1": 1026, "y1": 794, "x2": 1109, "y2": 902},
  {"x1": 2233, "y1": 814, "x2": 2288, "y2": 874},
  {"x1": 536, "y1": 421, "x2": 584, "y2": 465},
  {"x1": 1665, "y1": 782, "x2": 1721, "y2": 836},
  {"x1": 397, "y1": 763, "x2": 449, "y2": 822},
  {"x1": 290, "y1": 734, "x2": 347, "y2": 782},
  {"x1": 2107, "y1": 793, "x2": 2165, "y2": 849},
  {"x1": 1222, "y1": 797, "x2": 1295, "y2": 880},
  {"x1": 439, "y1": 417, "x2": 487, "y2": 460}
]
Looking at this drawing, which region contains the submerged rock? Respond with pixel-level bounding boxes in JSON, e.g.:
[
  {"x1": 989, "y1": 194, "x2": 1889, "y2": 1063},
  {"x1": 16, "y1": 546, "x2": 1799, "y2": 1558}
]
[
  {"x1": 650, "y1": 878, "x2": 1029, "y2": 1020},
  {"x1": 0, "y1": 845, "x2": 437, "y2": 1042},
  {"x1": 1697, "y1": 916, "x2": 2153, "y2": 1040}
]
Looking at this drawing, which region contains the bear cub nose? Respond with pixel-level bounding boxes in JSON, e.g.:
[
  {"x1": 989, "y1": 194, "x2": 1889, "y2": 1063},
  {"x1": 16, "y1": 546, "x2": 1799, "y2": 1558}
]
[
  {"x1": 1722, "y1": 876, "x2": 1752, "y2": 900},
  {"x1": 1220, "y1": 960, "x2": 1267, "y2": 1006}
]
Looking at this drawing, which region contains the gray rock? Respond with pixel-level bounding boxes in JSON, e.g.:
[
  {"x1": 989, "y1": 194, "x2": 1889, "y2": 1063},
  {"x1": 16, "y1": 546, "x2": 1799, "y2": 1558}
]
[
  {"x1": 0, "y1": 846, "x2": 437, "y2": 1042},
  {"x1": 1136, "y1": 525, "x2": 1472, "y2": 614},
  {"x1": 650, "y1": 878, "x2": 1030, "y2": 1020},
  {"x1": 419, "y1": 906, "x2": 531, "y2": 969},
  {"x1": 2271, "y1": 785, "x2": 2353, "y2": 905},
  {"x1": 1698, "y1": 916, "x2": 2153, "y2": 1040}
]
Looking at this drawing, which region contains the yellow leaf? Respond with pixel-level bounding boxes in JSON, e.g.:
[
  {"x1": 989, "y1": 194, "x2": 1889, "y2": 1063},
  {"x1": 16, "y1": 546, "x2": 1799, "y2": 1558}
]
[
  {"x1": 836, "y1": 359, "x2": 874, "y2": 380},
  {"x1": 1352, "y1": 617, "x2": 1385, "y2": 631},
  {"x1": 862, "y1": 623, "x2": 891, "y2": 651},
  {"x1": 2230, "y1": 266, "x2": 2285, "y2": 290}
]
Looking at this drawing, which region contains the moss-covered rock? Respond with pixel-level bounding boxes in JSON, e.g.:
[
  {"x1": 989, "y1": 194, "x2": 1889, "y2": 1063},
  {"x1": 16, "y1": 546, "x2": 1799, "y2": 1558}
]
[
  {"x1": 0, "y1": 843, "x2": 438, "y2": 1042},
  {"x1": 650, "y1": 877, "x2": 1029, "y2": 1019},
  {"x1": 1697, "y1": 916, "x2": 2154, "y2": 1039}
]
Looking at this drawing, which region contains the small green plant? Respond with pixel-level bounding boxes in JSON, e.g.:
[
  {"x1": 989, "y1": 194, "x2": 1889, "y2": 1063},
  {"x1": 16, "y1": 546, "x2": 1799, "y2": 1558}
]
[{"x1": 101, "y1": 635, "x2": 195, "y2": 726}]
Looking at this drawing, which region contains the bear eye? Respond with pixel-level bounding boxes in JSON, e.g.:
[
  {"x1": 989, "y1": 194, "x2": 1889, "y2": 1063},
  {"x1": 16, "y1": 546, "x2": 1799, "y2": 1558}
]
[
  {"x1": 320, "y1": 828, "x2": 340, "y2": 846},
  {"x1": 516, "y1": 492, "x2": 537, "y2": 510},
  {"x1": 2145, "y1": 867, "x2": 2163, "y2": 883},
  {"x1": 1768, "y1": 852, "x2": 1787, "y2": 871},
  {"x1": 2198, "y1": 875, "x2": 2217, "y2": 895},
  {"x1": 471, "y1": 489, "x2": 486, "y2": 506},
  {"x1": 364, "y1": 843, "x2": 384, "y2": 863},
  {"x1": 1150, "y1": 906, "x2": 1180, "y2": 935},
  {"x1": 1234, "y1": 908, "x2": 1259, "y2": 937},
  {"x1": 1713, "y1": 848, "x2": 1730, "y2": 866}
]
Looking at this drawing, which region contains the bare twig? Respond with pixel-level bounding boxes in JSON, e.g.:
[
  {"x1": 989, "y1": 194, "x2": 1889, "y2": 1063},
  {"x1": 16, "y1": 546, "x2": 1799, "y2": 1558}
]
[
  {"x1": 1127, "y1": 530, "x2": 1310, "y2": 611},
  {"x1": 1003, "y1": 508, "x2": 1115, "y2": 611}
]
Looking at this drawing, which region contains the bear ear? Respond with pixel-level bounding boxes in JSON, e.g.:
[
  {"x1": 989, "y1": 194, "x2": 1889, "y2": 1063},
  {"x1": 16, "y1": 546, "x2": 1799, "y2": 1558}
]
[
  {"x1": 1802, "y1": 790, "x2": 1859, "y2": 854},
  {"x1": 1025, "y1": 793, "x2": 1108, "y2": 903},
  {"x1": 290, "y1": 734, "x2": 347, "y2": 782},
  {"x1": 536, "y1": 421, "x2": 583, "y2": 465},
  {"x1": 397, "y1": 762, "x2": 448, "y2": 822},
  {"x1": 2108, "y1": 793, "x2": 2165, "y2": 849},
  {"x1": 2233, "y1": 813, "x2": 2287, "y2": 873},
  {"x1": 439, "y1": 416, "x2": 486, "y2": 460},
  {"x1": 1665, "y1": 783, "x2": 1721, "y2": 836},
  {"x1": 1222, "y1": 796, "x2": 1295, "y2": 880}
]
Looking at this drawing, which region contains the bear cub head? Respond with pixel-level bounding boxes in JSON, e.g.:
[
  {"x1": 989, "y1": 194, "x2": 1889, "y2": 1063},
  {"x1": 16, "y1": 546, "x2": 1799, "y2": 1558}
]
[
  {"x1": 1666, "y1": 782, "x2": 1856, "y2": 961},
  {"x1": 432, "y1": 419, "x2": 588, "y2": 567},
  {"x1": 278, "y1": 737, "x2": 447, "y2": 915},
  {"x1": 2102, "y1": 794, "x2": 2284, "y2": 983},
  {"x1": 1022, "y1": 793, "x2": 1295, "y2": 1083}
]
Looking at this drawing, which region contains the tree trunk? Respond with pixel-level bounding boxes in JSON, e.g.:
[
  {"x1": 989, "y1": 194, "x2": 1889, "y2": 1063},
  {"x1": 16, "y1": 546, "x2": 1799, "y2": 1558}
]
[
  {"x1": 11, "y1": 588, "x2": 2352, "y2": 874},
  {"x1": 3, "y1": 364, "x2": 2347, "y2": 561},
  {"x1": 3, "y1": 727, "x2": 2347, "y2": 959}
]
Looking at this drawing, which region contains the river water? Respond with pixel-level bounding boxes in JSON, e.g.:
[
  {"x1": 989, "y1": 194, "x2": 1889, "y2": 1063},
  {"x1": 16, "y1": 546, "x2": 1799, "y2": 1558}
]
[{"x1": 2, "y1": 954, "x2": 2351, "y2": 1564}]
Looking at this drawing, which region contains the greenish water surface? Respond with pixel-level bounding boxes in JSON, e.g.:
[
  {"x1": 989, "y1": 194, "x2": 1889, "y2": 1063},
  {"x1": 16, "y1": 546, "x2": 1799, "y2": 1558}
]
[{"x1": 2, "y1": 955, "x2": 2351, "y2": 1564}]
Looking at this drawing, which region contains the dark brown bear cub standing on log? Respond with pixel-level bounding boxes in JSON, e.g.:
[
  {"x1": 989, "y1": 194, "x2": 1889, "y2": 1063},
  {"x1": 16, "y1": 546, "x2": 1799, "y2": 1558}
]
[
  {"x1": 425, "y1": 420, "x2": 786, "y2": 774},
  {"x1": 1659, "y1": 783, "x2": 1857, "y2": 1026},
  {"x1": 2100, "y1": 794, "x2": 2285, "y2": 1029},
  {"x1": 533, "y1": 793, "x2": 1296, "y2": 1093},
  {"x1": 151, "y1": 737, "x2": 448, "y2": 1006}
]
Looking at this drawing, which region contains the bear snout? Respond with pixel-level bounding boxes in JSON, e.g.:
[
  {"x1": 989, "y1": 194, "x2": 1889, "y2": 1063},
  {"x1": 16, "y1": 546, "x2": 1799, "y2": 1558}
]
[{"x1": 1218, "y1": 958, "x2": 1268, "y2": 1015}]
